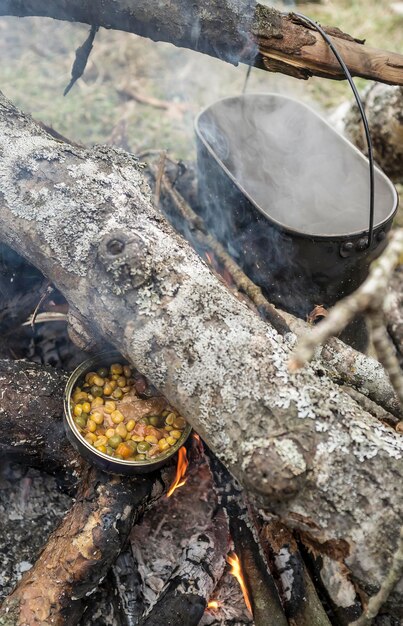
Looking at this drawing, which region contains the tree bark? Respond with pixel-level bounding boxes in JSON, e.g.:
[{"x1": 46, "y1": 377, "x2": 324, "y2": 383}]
[
  {"x1": 0, "y1": 92, "x2": 402, "y2": 610},
  {"x1": 342, "y1": 84, "x2": 403, "y2": 184},
  {"x1": 0, "y1": 1, "x2": 402, "y2": 85},
  {"x1": 0, "y1": 357, "x2": 84, "y2": 488},
  {"x1": 0, "y1": 466, "x2": 167, "y2": 626}
]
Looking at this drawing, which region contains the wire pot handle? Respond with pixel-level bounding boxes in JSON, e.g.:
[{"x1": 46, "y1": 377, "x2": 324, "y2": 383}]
[{"x1": 290, "y1": 13, "x2": 375, "y2": 248}]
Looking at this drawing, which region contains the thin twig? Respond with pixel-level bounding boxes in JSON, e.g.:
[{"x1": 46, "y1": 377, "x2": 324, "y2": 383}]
[
  {"x1": 289, "y1": 229, "x2": 403, "y2": 371},
  {"x1": 368, "y1": 310, "x2": 403, "y2": 407},
  {"x1": 153, "y1": 151, "x2": 166, "y2": 209},
  {"x1": 23, "y1": 311, "x2": 68, "y2": 326},
  {"x1": 148, "y1": 164, "x2": 290, "y2": 336},
  {"x1": 351, "y1": 526, "x2": 403, "y2": 626},
  {"x1": 30, "y1": 283, "x2": 54, "y2": 330}
]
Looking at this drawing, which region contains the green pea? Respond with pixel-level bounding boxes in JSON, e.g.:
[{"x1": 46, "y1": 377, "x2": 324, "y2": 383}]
[
  {"x1": 126, "y1": 441, "x2": 138, "y2": 453},
  {"x1": 97, "y1": 367, "x2": 108, "y2": 378},
  {"x1": 139, "y1": 417, "x2": 149, "y2": 426},
  {"x1": 108, "y1": 434, "x2": 123, "y2": 449},
  {"x1": 106, "y1": 446, "x2": 114, "y2": 455},
  {"x1": 91, "y1": 385, "x2": 103, "y2": 397},
  {"x1": 149, "y1": 415, "x2": 163, "y2": 427},
  {"x1": 134, "y1": 453, "x2": 146, "y2": 461},
  {"x1": 75, "y1": 416, "x2": 87, "y2": 429},
  {"x1": 80, "y1": 412, "x2": 89, "y2": 421},
  {"x1": 137, "y1": 441, "x2": 151, "y2": 453}
]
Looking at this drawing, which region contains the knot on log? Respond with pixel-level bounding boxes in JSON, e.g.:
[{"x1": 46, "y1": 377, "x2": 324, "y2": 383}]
[
  {"x1": 98, "y1": 230, "x2": 152, "y2": 294},
  {"x1": 244, "y1": 435, "x2": 312, "y2": 499}
]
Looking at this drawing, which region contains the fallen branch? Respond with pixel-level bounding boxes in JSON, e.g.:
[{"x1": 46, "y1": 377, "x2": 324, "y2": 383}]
[
  {"x1": 1, "y1": 1, "x2": 403, "y2": 85},
  {"x1": 290, "y1": 228, "x2": 403, "y2": 378},
  {"x1": 0, "y1": 466, "x2": 167, "y2": 626},
  {"x1": 138, "y1": 508, "x2": 229, "y2": 626},
  {"x1": 0, "y1": 93, "x2": 402, "y2": 608},
  {"x1": 209, "y1": 454, "x2": 288, "y2": 626},
  {"x1": 352, "y1": 526, "x2": 403, "y2": 626},
  {"x1": 258, "y1": 518, "x2": 331, "y2": 626}
]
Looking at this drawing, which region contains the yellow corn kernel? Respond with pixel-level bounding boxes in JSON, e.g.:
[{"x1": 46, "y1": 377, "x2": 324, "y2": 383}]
[
  {"x1": 94, "y1": 436, "x2": 108, "y2": 447},
  {"x1": 111, "y1": 410, "x2": 124, "y2": 424},
  {"x1": 166, "y1": 436, "x2": 177, "y2": 446},
  {"x1": 91, "y1": 397, "x2": 104, "y2": 409},
  {"x1": 104, "y1": 401, "x2": 116, "y2": 414},
  {"x1": 158, "y1": 440, "x2": 170, "y2": 452},
  {"x1": 132, "y1": 435, "x2": 144, "y2": 442},
  {"x1": 116, "y1": 423, "x2": 127, "y2": 438},
  {"x1": 85, "y1": 432, "x2": 97, "y2": 443},
  {"x1": 109, "y1": 380, "x2": 117, "y2": 390},
  {"x1": 123, "y1": 365, "x2": 132, "y2": 378},
  {"x1": 73, "y1": 404, "x2": 83, "y2": 417},
  {"x1": 73, "y1": 390, "x2": 89, "y2": 402},
  {"x1": 105, "y1": 428, "x2": 115, "y2": 439},
  {"x1": 87, "y1": 419, "x2": 97, "y2": 433},
  {"x1": 117, "y1": 376, "x2": 127, "y2": 388},
  {"x1": 165, "y1": 425, "x2": 173, "y2": 432},
  {"x1": 145, "y1": 435, "x2": 158, "y2": 445},
  {"x1": 110, "y1": 363, "x2": 123, "y2": 375},
  {"x1": 81, "y1": 402, "x2": 91, "y2": 414},
  {"x1": 93, "y1": 375, "x2": 105, "y2": 387},
  {"x1": 103, "y1": 383, "x2": 113, "y2": 396},
  {"x1": 91, "y1": 411, "x2": 104, "y2": 425},
  {"x1": 126, "y1": 420, "x2": 135, "y2": 432},
  {"x1": 95, "y1": 444, "x2": 107, "y2": 454},
  {"x1": 173, "y1": 416, "x2": 186, "y2": 429},
  {"x1": 170, "y1": 430, "x2": 182, "y2": 440},
  {"x1": 165, "y1": 413, "x2": 176, "y2": 425}
]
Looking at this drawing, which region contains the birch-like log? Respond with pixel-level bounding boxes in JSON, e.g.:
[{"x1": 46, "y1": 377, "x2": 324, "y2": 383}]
[
  {"x1": 0, "y1": 93, "x2": 402, "y2": 611},
  {"x1": 0, "y1": 1, "x2": 403, "y2": 85}
]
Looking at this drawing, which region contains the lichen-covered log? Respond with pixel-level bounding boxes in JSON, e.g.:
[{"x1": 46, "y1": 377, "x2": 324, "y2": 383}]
[
  {"x1": 343, "y1": 84, "x2": 403, "y2": 183},
  {"x1": 0, "y1": 358, "x2": 84, "y2": 486},
  {"x1": 0, "y1": 467, "x2": 167, "y2": 626},
  {"x1": 0, "y1": 1, "x2": 403, "y2": 85},
  {"x1": 0, "y1": 93, "x2": 402, "y2": 610}
]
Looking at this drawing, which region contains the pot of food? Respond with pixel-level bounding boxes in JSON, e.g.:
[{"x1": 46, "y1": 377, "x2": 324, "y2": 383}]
[
  {"x1": 195, "y1": 92, "x2": 398, "y2": 323},
  {"x1": 64, "y1": 351, "x2": 191, "y2": 475}
]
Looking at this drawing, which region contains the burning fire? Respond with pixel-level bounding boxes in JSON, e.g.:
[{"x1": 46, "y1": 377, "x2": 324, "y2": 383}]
[
  {"x1": 207, "y1": 600, "x2": 220, "y2": 610},
  {"x1": 167, "y1": 446, "x2": 188, "y2": 497},
  {"x1": 227, "y1": 552, "x2": 252, "y2": 613}
]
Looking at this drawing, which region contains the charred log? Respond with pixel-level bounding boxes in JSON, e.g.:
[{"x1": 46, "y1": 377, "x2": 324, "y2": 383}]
[
  {"x1": 0, "y1": 93, "x2": 402, "y2": 611},
  {"x1": 138, "y1": 508, "x2": 229, "y2": 626},
  {"x1": 0, "y1": 466, "x2": 167, "y2": 626},
  {"x1": 0, "y1": 358, "x2": 84, "y2": 488},
  {"x1": 0, "y1": 1, "x2": 402, "y2": 85}
]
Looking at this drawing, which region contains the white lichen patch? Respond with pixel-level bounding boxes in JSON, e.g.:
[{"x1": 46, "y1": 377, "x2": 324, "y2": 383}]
[{"x1": 273, "y1": 439, "x2": 307, "y2": 475}]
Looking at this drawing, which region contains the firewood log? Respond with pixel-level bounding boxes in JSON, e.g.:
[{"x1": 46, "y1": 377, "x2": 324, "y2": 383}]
[
  {"x1": 0, "y1": 466, "x2": 167, "y2": 626},
  {"x1": 0, "y1": 1, "x2": 402, "y2": 85},
  {"x1": 0, "y1": 92, "x2": 402, "y2": 612}
]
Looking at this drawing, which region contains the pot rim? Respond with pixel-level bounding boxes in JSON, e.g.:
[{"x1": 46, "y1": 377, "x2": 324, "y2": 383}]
[
  {"x1": 64, "y1": 351, "x2": 192, "y2": 469},
  {"x1": 195, "y1": 92, "x2": 399, "y2": 241}
]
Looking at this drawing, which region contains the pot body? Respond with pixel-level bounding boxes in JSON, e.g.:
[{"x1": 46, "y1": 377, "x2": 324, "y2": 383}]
[
  {"x1": 195, "y1": 94, "x2": 398, "y2": 321},
  {"x1": 64, "y1": 351, "x2": 191, "y2": 475}
]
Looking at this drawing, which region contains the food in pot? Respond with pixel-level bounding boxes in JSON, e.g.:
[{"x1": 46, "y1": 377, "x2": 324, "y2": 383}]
[{"x1": 70, "y1": 363, "x2": 188, "y2": 461}]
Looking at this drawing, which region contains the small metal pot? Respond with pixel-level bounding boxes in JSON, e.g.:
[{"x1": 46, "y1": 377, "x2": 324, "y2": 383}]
[
  {"x1": 195, "y1": 94, "x2": 398, "y2": 319},
  {"x1": 64, "y1": 351, "x2": 192, "y2": 475}
]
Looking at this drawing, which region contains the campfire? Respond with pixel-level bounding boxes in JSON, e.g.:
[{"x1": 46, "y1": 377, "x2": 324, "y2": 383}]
[{"x1": 0, "y1": 2, "x2": 403, "y2": 626}]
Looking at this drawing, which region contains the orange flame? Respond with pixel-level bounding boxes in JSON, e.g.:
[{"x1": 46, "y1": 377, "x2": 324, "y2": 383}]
[
  {"x1": 167, "y1": 446, "x2": 188, "y2": 497},
  {"x1": 227, "y1": 552, "x2": 252, "y2": 613},
  {"x1": 207, "y1": 600, "x2": 220, "y2": 610}
]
